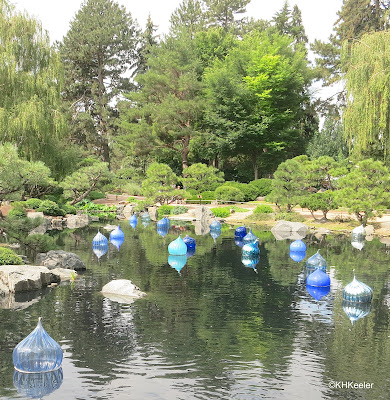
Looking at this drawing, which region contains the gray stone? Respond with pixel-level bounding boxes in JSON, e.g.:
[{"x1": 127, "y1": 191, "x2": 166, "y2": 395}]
[
  {"x1": 0, "y1": 265, "x2": 61, "y2": 293},
  {"x1": 29, "y1": 217, "x2": 51, "y2": 235},
  {"x1": 148, "y1": 206, "x2": 158, "y2": 221},
  {"x1": 194, "y1": 206, "x2": 215, "y2": 224},
  {"x1": 51, "y1": 268, "x2": 77, "y2": 281},
  {"x1": 101, "y1": 279, "x2": 146, "y2": 304},
  {"x1": 116, "y1": 204, "x2": 126, "y2": 219},
  {"x1": 123, "y1": 204, "x2": 134, "y2": 219},
  {"x1": 27, "y1": 211, "x2": 44, "y2": 219},
  {"x1": 365, "y1": 225, "x2": 375, "y2": 236},
  {"x1": 66, "y1": 214, "x2": 92, "y2": 229},
  {"x1": 35, "y1": 250, "x2": 86, "y2": 271},
  {"x1": 50, "y1": 218, "x2": 64, "y2": 230},
  {"x1": 271, "y1": 220, "x2": 308, "y2": 240}
]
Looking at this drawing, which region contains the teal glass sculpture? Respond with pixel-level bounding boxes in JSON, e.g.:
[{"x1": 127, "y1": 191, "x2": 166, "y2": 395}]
[
  {"x1": 168, "y1": 235, "x2": 187, "y2": 256},
  {"x1": 241, "y1": 254, "x2": 260, "y2": 269},
  {"x1": 13, "y1": 318, "x2": 63, "y2": 373},
  {"x1": 168, "y1": 255, "x2": 187, "y2": 273},
  {"x1": 14, "y1": 368, "x2": 63, "y2": 398}
]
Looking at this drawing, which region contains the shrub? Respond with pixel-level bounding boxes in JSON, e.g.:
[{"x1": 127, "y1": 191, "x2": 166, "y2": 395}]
[
  {"x1": 25, "y1": 234, "x2": 56, "y2": 253},
  {"x1": 88, "y1": 191, "x2": 105, "y2": 201},
  {"x1": 200, "y1": 191, "x2": 217, "y2": 200},
  {"x1": 253, "y1": 204, "x2": 274, "y2": 214},
  {"x1": 37, "y1": 200, "x2": 65, "y2": 216},
  {"x1": 211, "y1": 207, "x2": 231, "y2": 218},
  {"x1": 247, "y1": 213, "x2": 275, "y2": 221},
  {"x1": 122, "y1": 182, "x2": 142, "y2": 196},
  {"x1": 61, "y1": 203, "x2": 77, "y2": 215},
  {"x1": 249, "y1": 178, "x2": 273, "y2": 197},
  {"x1": 275, "y1": 211, "x2": 306, "y2": 222},
  {"x1": 215, "y1": 186, "x2": 245, "y2": 202},
  {"x1": 8, "y1": 206, "x2": 27, "y2": 218},
  {"x1": 181, "y1": 163, "x2": 224, "y2": 192},
  {"x1": 25, "y1": 198, "x2": 42, "y2": 209},
  {"x1": 171, "y1": 206, "x2": 188, "y2": 215},
  {"x1": 0, "y1": 247, "x2": 23, "y2": 265},
  {"x1": 230, "y1": 205, "x2": 250, "y2": 212},
  {"x1": 222, "y1": 182, "x2": 257, "y2": 201},
  {"x1": 158, "y1": 205, "x2": 174, "y2": 216}
]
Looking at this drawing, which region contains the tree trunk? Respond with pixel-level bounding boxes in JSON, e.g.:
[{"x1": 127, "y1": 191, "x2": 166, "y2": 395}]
[
  {"x1": 181, "y1": 134, "x2": 190, "y2": 174},
  {"x1": 252, "y1": 153, "x2": 258, "y2": 180}
]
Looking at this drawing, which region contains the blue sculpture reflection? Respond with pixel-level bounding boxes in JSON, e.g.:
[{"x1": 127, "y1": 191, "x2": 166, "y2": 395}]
[
  {"x1": 342, "y1": 300, "x2": 371, "y2": 324},
  {"x1": 289, "y1": 250, "x2": 306, "y2": 262},
  {"x1": 157, "y1": 226, "x2": 169, "y2": 237},
  {"x1": 306, "y1": 284, "x2": 330, "y2": 301},
  {"x1": 14, "y1": 368, "x2": 63, "y2": 399},
  {"x1": 210, "y1": 229, "x2": 221, "y2": 241},
  {"x1": 157, "y1": 217, "x2": 170, "y2": 229},
  {"x1": 235, "y1": 237, "x2": 244, "y2": 248},
  {"x1": 129, "y1": 214, "x2": 138, "y2": 229},
  {"x1": 13, "y1": 318, "x2": 63, "y2": 373},
  {"x1": 183, "y1": 235, "x2": 196, "y2": 249},
  {"x1": 241, "y1": 254, "x2": 260, "y2": 271},
  {"x1": 186, "y1": 246, "x2": 196, "y2": 258},
  {"x1": 92, "y1": 244, "x2": 108, "y2": 259},
  {"x1": 242, "y1": 239, "x2": 259, "y2": 258},
  {"x1": 168, "y1": 255, "x2": 187, "y2": 273}
]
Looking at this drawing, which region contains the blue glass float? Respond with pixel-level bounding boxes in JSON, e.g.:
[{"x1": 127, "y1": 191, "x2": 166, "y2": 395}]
[
  {"x1": 242, "y1": 240, "x2": 260, "y2": 258},
  {"x1": 157, "y1": 226, "x2": 169, "y2": 237},
  {"x1": 306, "y1": 284, "x2": 330, "y2": 301},
  {"x1": 14, "y1": 368, "x2": 63, "y2": 399},
  {"x1": 210, "y1": 229, "x2": 221, "y2": 241},
  {"x1": 168, "y1": 255, "x2": 187, "y2": 273},
  {"x1": 235, "y1": 226, "x2": 247, "y2": 239},
  {"x1": 13, "y1": 318, "x2": 63, "y2": 373},
  {"x1": 290, "y1": 239, "x2": 306, "y2": 252},
  {"x1": 157, "y1": 217, "x2": 170, "y2": 228},
  {"x1": 342, "y1": 300, "x2": 371, "y2": 324},
  {"x1": 183, "y1": 235, "x2": 196, "y2": 249},
  {"x1": 241, "y1": 254, "x2": 260, "y2": 269},
  {"x1": 235, "y1": 237, "x2": 244, "y2": 248},
  {"x1": 306, "y1": 268, "x2": 331, "y2": 287},
  {"x1": 92, "y1": 243, "x2": 108, "y2": 259},
  {"x1": 129, "y1": 214, "x2": 138, "y2": 229},
  {"x1": 210, "y1": 219, "x2": 221, "y2": 231},
  {"x1": 305, "y1": 250, "x2": 327, "y2": 271},
  {"x1": 242, "y1": 228, "x2": 258, "y2": 245},
  {"x1": 168, "y1": 235, "x2": 187, "y2": 256},
  {"x1": 289, "y1": 250, "x2": 306, "y2": 262},
  {"x1": 343, "y1": 273, "x2": 373, "y2": 303},
  {"x1": 92, "y1": 231, "x2": 108, "y2": 246},
  {"x1": 110, "y1": 225, "x2": 125, "y2": 241},
  {"x1": 186, "y1": 246, "x2": 196, "y2": 258}
]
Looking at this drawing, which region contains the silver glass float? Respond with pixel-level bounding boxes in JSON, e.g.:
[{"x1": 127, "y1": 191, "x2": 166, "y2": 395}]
[
  {"x1": 343, "y1": 272, "x2": 373, "y2": 303},
  {"x1": 13, "y1": 318, "x2": 63, "y2": 373},
  {"x1": 305, "y1": 250, "x2": 327, "y2": 271},
  {"x1": 92, "y1": 230, "x2": 108, "y2": 246},
  {"x1": 351, "y1": 239, "x2": 365, "y2": 250},
  {"x1": 342, "y1": 300, "x2": 371, "y2": 324},
  {"x1": 242, "y1": 228, "x2": 258, "y2": 245},
  {"x1": 351, "y1": 224, "x2": 366, "y2": 241}
]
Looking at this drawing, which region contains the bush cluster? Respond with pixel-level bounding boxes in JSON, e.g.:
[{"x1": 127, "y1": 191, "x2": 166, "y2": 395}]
[
  {"x1": 37, "y1": 200, "x2": 65, "y2": 216},
  {"x1": 210, "y1": 207, "x2": 231, "y2": 218},
  {"x1": 253, "y1": 204, "x2": 274, "y2": 214},
  {"x1": 0, "y1": 247, "x2": 23, "y2": 265}
]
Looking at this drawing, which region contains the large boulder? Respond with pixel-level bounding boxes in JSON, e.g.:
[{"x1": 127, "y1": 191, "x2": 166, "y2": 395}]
[
  {"x1": 0, "y1": 265, "x2": 61, "y2": 293},
  {"x1": 122, "y1": 204, "x2": 134, "y2": 219},
  {"x1": 35, "y1": 250, "x2": 86, "y2": 271},
  {"x1": 194, "y1": 206, "x2": 214, "y2": 224},
  {"x1": 101, "y1": 279, "x2": 146, "y2": 304},
  {"x1": 271, "y1": 220, "x2": 308, "y2": 240},
  {"x1": 65, "y1": 213, "x2": 93, "y2": 229},
  {"x1": 147, "y1": 206, "x2": 158, "y2": 221}
]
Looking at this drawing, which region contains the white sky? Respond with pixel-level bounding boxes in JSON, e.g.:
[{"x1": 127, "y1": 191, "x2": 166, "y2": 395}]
[{"x1": 13, "y1": 0, "x2": 342, "y2": 44}]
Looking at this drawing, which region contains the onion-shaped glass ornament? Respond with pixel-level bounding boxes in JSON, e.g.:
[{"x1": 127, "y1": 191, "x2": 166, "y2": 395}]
[
  {"x1": 92, "y1": 231, "x2": 108, "y2": 246},
  {"x1": 241, "y1": 254, "x2": 260, "y2": 269},
  {"x1": 129, "y1": 214, "x2": 138, "y2": 229},
  {"x1": 306, "y1": 284, "x2": 330, "y2": 301},
  {"x1": 306, "y1": 268, "x2": 331, "y2": 287},
  {"x1": 168, "y1": 255, "x2": 187, "y2": 273},
  {"x1": 305, "y1": 250, "x2": 327, "y2": 271},
  {"x1": 168, "y1": 235, "x2": 188, "y2": 256},
  {"x1": 141, "y1": 211, "x2": 150, "y2": 220},
  {"x1": 183, "y1": 235, "x2": 196, "y2": 249},
  {"x1": 242, "y1": 239, "x2": 260, "y2": 258},
  {"x1": 342, "y1": 300, "x2": 371, "y2": 324},
  {"x1": 14, "y1": 368, "x2": 63, "y2": 399},
  {"x1": 157, "y1": 217, "x2": 170, "y2": 228},
  {"x1": 289, "y1": 250, "x2": 306, "y2": 262},
  {"x1": 242, "y1": 228, "x2": 258, "y2": 245},
  {"x1": 110, "y1": 237, "x2": 124, "y2": 250},
  {"x1": 157, "y1": 226, "x2": 169, "y2": 237},
  {"x1": 210, "y1": 219, "x2": 221, "y2": 231},
  {"x1": 13, "y1": 318, "x2": 63, "y2": 373},
  {"x1": 343, "y1": 273, "x2": 373, "y2": 303},
  {"x1": 93, "y1": 243, "x2": 108, "y2": 259},
  {"x1": 235, "y1": 226, "x2": 247, "y2": 238},
  {"x1": 290, "y1": 239, "x2": 306, "y2": 252},
  {"x1": 110, "y1": 225, "x2": 125, "y2": 241},
  {"x1": 351, "y1": 224, "x2": 366, "y2": 240},
  {"x1": 351, "y1": 239, "x2": 365, "y2": 250},
  {"x1": 210, "y1": 229, "x2": 221, "y2": 241}
]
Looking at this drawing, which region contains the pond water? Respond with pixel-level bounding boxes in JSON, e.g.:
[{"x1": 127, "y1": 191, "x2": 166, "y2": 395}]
[{"x1": 0, "y1": 220, "x2": 390, "y2": 400}]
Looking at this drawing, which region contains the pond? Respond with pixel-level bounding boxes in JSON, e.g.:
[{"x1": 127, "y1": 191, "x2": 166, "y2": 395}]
[{"x1": 0, "y1": 220, "x2": 390, "y2": 400}]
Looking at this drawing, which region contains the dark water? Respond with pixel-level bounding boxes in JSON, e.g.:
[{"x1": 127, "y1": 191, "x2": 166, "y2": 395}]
[{"x1": 0, "y1": 221, "x2": 390, "y2": 400}]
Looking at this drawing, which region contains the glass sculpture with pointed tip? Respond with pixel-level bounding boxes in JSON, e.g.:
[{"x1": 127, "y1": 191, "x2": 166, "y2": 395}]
[
  {"x1": 168, "y1": 255, "x2": 187, "y2": 273},
  {"x1": 343, "y1": 275, "x2": 373, "y2": 303},
  {"x1": 305, "y1": 250, "x2": 327, "y2": 271},
  {"x1": 210, "y1": 229, "x2": 221, "y2": 241},
  {"x1": 290, "y1": 239, "x2": 306, "y2": 252},
  {"x1": 351, "y1": 224, "x2": 366, "y2": 240},
  {"x1": 14, "y1": 368, "x2": 63, "y2": 398},
  {"x1": 93, "y1": 244, "x2": 108, "y2": 259},
  {"x1": 129, "y1": 214, "x2": 138, "y2": 229},
  {"x1": 242, "y1": 240, "x2": 260, "y2": 258},
  {"x1": 92, "y1": 231, "x2": 108, "y2": 246},
  {"x1": 306, "y1": 268, "x2": 331, "y2": 287},
  {"x1": 183, "y1": 235, "x2": 196, "y2": 249},
  {"x1": 241, "y1": 255, "x2": 260, "y2": 269},
  {"x1": 342, "y1": 300, "x2": 371, "y2": 324},
  {"x1": 289, "y1": 250, "x2": 306, "y2": 262},
  {"x1": 13, "y1": 318, "x2": 63, "y2": 373},
  {"x1": 157, "y1": 217, "x2": 170, "y2": 228},
  {"x1": 157, "y1": 226, "x2": 169, "y2": 237},
  {"x1": 168, "y1": 236, "x2": 188, "y2": 256},
  {"x1": 306, "y1": 284, "x2": 330, "y2": 301},
  {"x1": 109, "y1": 225, "x2": 124, "y2": 241},
  {"x1": 351, "y1": 240, "x2": 365, "y2": 250},
  {"x1": 209, "y1": 219, "x2": 221, "y2": 230},
  {"x1": 235, "y1": 226, "x2": 247, "y2": 239},
  {"x1": 242, "y1": 228, "x2": 258, "y2": 245}
]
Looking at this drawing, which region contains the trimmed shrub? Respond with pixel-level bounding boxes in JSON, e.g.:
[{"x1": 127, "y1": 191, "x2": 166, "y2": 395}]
[
  {"x1": 122, "y1": 182, "x2": 142, "y2": 196},
  {"x1": 253, "y1": 204, "x2": 274, "y2": 214},
  {"x1": 62, "y1": 203, "x2": 77, "y2": 215},
  {"x1": 211, "y1": 207, "x2": 231, "y2": 218},
  {"x1": 249, "y1": 178, "x2": 273, "y2": 197},
  {"x1": 8, "y1": 207, "x2": 27, "y2": 218},
  {"x1": 0, "y1": 247, "x2": 23, "y2": 265},
  {"x1": 171, "y1": 206, "x2": 188, "y2": 215},
  {"x1": 88, "y1": 191, "x2": 105, "y2": 201},
  {"x1": 215, "y1": 186, "x2": 245, "y2": 202},
  {"x1": 37, "y1": 200, "x2": 65, "y2": 216},
  {"x1": 200, "y1": 191, "x2": 217, "y2": 200},
  {"x1": 158, "y1": 205, "x2": 174, "y2": 216},
  {"x1": 221, "y1": 182, "x2": 257, "y2": 201},
  {"x1": 25, "y1": 234, "x2": 56, "y2": 252},
  {"x1": 25, "y1": 198, "x2": 43, "y2": 209}
]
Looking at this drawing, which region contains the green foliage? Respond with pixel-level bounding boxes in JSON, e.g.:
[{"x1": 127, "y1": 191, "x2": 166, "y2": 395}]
[
  {"x1": 201, "y1": 191, "x2": 217, "y2": 200},
  {"x1": 37, "y1": 200, "x2": 65, "y2": 217},
  {"x1": 157, "y1": 205, "x2": 174, "y2": 216},
  {"x1": 60, "y1": 162, "x2": 111, "y2": 205},
  {"x1": 25, "y1": 198, "x2": 43, "y2": 209},
  {"x1": 0, "y1": 247, "x2": 23, "y2": 265},
  {"x1": 87, "y1": 191, "x2": 105, "y2": 201},
  {"x1": 253, "y1": 205, "x2": 274, "y2": 214},
  {"x1": 24, "y1": 234, "x2": 56, "y2": 253},
  {"x1": 182, "y1": 163, "x2": 224, "y2": 192},
  {"x1": 122, "y1": 182, "x2": 142, "y2": 196},
  {"x1": 215, "y1": 185, "x2": 245, "y2": 202},
  {"x1": 75, "y1": 200, "x2": 117, "y2": 220},
  {"x1": 222, "y1": 181, "x2": 258, "y2": 201},
  {"x1": 61, "y1": 203, "x2": 77, "y2": 215},
  {"x1": 275, "y1": 211, "x2": 306, "y2": 222},
  {"x1": 230, "y1": 205, "x2": 249, "y2": 212},
  {"x1": 299, "y1": 191, "x2": 338, "y2": 220},
  {"x1": 210, "y1": 207, "x2": 231, "y2": 218},
  {"x1": 171, "y1": 206, "x2": 189, "y2": 215},
  {"x1": 7, "y1": 206, "x2": 27, "y2": 218},
  {"x1": 248, "y1": 178, "x2": 273, "y2": 197}
]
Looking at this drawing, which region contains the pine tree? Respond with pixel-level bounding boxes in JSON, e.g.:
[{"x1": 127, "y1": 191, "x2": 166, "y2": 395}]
[{"x1": 170, "y1": 0, "x2": 206, "y2": 38}]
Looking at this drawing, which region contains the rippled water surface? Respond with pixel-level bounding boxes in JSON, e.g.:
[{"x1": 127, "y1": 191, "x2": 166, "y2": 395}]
[{"x1": 1, "y1": 221, "x2": 390, "y2": 400}]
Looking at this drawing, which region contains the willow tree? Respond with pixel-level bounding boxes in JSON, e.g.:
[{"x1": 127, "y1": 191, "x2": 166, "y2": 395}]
[
  {"x1": 0, "y1": 0, "x2": 71, "y2": 177},
  {"x1": 343, "y1": 31, "x2": 390, "y2": 161}
]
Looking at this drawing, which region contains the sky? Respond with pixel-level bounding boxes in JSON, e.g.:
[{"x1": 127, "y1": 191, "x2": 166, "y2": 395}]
[{"x1": 13, "y1": 0, "x2": 343, "y2": 44}]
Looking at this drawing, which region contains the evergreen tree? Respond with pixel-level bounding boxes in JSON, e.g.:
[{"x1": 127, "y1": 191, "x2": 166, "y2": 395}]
[
  {"x1": 59, "y1": 0, "x2": 138, "y2": 166},
  {"x1": 170, "y1": 0, "x2": 206, "y2": 38}
]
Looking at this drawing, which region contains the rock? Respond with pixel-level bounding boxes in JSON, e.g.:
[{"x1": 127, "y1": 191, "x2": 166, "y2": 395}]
[
  {"x1": 365, "y1": 225, "x2": 375, "y2": 236},
  {"x1": 35, "y1": 250, "x2": 86, "y2": 271},
  {"x1": 116, "y1": 204, "x2": 126, "y2": 220},
  {"x1": 51, "y1": 268, "x2": 77, "y2": 281},
  {"x1": 148, "y1": 206, "x2": 158, "y2": 221},
  {"x1": 101, "y1": 279, "x2": 146, "y2": 304},
  {"x1": 50, "y1": 218, "x2": 64, "y2": 230},
  {"x1": 27, "y1": 211, "x2": 44, "y2": 219},
  {"x1": 194, "y1": 206, "x2": 215, "y2": 224},
  {"x1": 0, "y1": 291, "x2": 44, "y2": 310},
  {"x1": 0, "y1": 265, "x2": 61, "y2": 293},
  {"x1": 271, "y1": 220, "x2": 308, "y2": 240},
  {"x1": 29, "y1": 217, "x2": 51, "y2": 235},
  {"x1": 123, "y1": 204, "x2": 134, "y2": 219},
  {"x1": 103, "y1": 224, "x2": 117, "y2": 231},
  {"x1": 66, "y1": 214, "x2": 92, "y2": 229}
]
